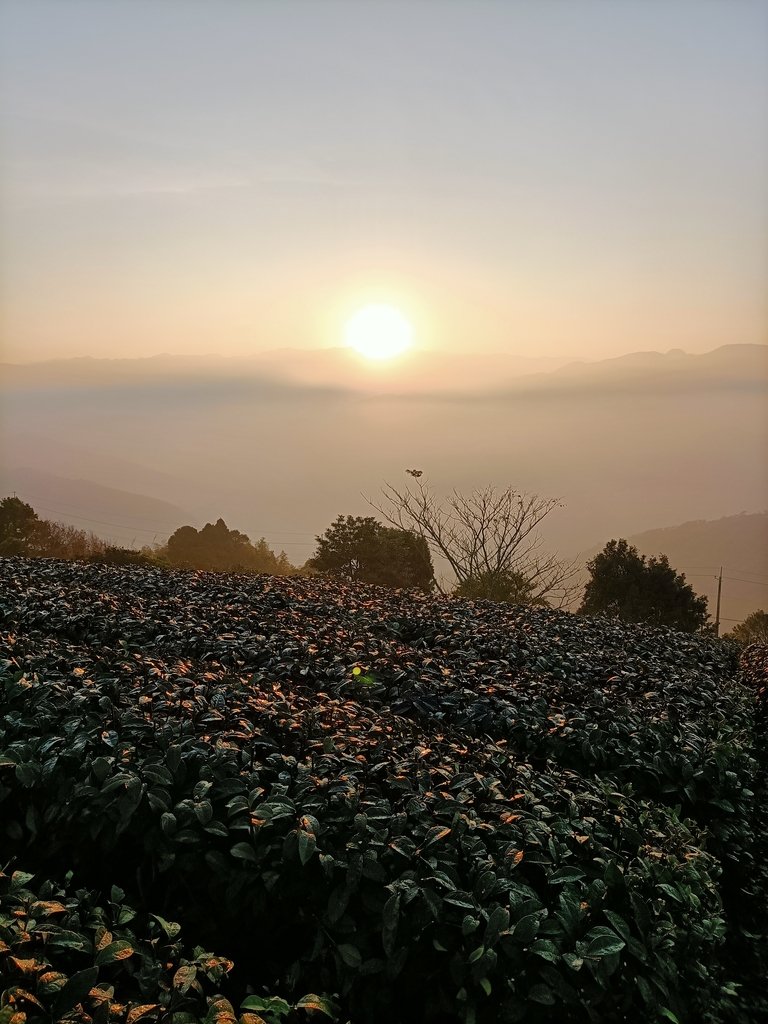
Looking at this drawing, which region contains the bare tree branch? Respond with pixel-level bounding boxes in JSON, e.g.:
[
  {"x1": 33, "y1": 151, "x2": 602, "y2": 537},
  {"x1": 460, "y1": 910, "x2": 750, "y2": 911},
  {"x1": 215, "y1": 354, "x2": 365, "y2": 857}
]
[{"x1": 368, "y1": 477, "x2": 579, "y2": 605}]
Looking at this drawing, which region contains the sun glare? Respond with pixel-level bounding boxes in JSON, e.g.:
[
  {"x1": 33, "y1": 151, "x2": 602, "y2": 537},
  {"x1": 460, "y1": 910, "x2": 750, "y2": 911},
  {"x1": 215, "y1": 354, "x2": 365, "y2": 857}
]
[{"x1": 344, "y1": 304, "x2": 414, "y2": 360}]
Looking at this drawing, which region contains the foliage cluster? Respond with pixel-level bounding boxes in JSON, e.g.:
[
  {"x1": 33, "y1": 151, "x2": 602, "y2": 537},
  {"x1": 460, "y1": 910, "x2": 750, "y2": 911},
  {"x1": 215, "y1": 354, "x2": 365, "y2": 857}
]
[
  {"x1": 580, "y1": 539, "x2": 709, "y2": 633},
  {"x1": 166, "y1": 520, "x2": 293, "y2": 575},
  {"x1": 726, "y1": 610, "x2": 768, "y2": 646},
  {"x1": 308, "y1": 516, "x2": 434, "y2": 592},
  {"x1": 0, "y1": 500, "x2": 293, "y2": 577},
  {"x1": 0, "y1": 559, "x2": 765, "y2": 1023},
  {"x1": 0, "y1": 868, "x2": 239, "y2": 1024}
]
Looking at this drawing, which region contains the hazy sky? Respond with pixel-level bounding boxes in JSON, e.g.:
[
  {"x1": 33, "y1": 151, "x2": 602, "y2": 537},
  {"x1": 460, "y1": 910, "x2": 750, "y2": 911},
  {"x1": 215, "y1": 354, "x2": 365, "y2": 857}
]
[{"x1": 2, "y1": 0, "x2": 767, "y2": 363}]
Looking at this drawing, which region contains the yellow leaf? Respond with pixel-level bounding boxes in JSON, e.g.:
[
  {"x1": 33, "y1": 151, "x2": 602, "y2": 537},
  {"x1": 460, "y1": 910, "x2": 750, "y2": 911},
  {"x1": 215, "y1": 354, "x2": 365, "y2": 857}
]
[
  {"x1": 9, "y1": 958, "x2": 39, "y2": 975},
  {"x1": 126, "y1": 1004, "x2": 160, "y2": 1024},
  {"x1": 31, "y1": 900, "x2": 68, "y2": 916}
]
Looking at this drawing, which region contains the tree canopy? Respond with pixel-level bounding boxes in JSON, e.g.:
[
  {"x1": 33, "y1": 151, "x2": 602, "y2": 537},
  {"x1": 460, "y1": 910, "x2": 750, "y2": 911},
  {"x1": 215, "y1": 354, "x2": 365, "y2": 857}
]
[
  {"x1": 0, "y1": 497, "x2": 43, "y2": 555},
  {"x1": 309, "y1": 515, "x2": 435, "y2": 591},
  {"x1": 579, "y1": 538, "x2": 709, "y2": 632},
  {"x1": 166, "y1": 519, "x2": 293, "y2": 574},
  {"x1": 726, "y1": 610, "x2": 768, "y2": 646}
]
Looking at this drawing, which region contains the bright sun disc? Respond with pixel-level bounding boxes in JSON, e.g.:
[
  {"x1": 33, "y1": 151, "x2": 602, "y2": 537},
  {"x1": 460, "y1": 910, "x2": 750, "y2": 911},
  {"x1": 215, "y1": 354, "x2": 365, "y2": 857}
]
[{"x1": 345, "y1": 304, "x2": 414, "y2": 360}]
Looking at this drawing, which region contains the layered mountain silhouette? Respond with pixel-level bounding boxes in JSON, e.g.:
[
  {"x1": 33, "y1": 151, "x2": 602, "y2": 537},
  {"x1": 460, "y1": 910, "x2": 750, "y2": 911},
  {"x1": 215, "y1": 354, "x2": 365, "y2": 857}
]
[{"x1": 2, "y1": 344, "x2": 766, "y2": 603}]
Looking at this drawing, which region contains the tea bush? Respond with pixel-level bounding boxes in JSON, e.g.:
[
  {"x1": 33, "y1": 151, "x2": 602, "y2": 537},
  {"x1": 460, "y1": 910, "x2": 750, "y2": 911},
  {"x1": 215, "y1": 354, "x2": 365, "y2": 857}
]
[{"x1": 0, "y1": 558, "x2": 765, "y2": 1023}]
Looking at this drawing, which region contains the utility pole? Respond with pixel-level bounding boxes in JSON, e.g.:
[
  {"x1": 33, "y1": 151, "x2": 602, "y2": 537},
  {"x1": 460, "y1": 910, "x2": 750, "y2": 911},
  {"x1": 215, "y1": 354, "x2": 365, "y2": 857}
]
[{"x1": 714, "y1": 567, "x2": 723, "y2": 637}]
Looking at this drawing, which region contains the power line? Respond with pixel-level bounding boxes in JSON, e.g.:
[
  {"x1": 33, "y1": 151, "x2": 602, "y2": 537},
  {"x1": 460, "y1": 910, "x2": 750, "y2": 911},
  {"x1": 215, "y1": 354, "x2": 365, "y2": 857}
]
[
  {"x1": 723, "y1": 576, "x2": 768, "y2": 587},
  {"x1": 24, "y1": 503, "x2": 173, "y2": 536}
]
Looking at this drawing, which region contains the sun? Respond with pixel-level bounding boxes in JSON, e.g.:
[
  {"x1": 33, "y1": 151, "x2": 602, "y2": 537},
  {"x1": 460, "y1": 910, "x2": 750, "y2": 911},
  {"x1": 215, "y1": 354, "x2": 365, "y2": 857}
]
[{"x1": 344, "y1": 304, "x2": 414, "y2": 360}]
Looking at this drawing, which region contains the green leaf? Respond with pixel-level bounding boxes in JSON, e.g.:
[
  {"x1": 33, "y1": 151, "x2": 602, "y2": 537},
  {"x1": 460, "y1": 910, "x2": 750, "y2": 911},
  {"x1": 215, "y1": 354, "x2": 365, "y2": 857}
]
[
  {"x1": 659, "y1": 1011, "x2": 681, "y2": 1023},
  {"x1": 231, "y1": 841, "x2": 257, "y2": 862},
  {"x1": 562, "y1": 953, "x2": 584, "y2": 972},
  {"x1": 326, "y1": 885, "x2": 350, "y2": 925},
  {"x1": 151, "y1": 914, "x2": 182, "y2": 940},
  {"x1": 530, "y1": 939, "x2": 559, "y2": 962},
  {"x1": 95, "y1": 939, "x2": 134, "y2": 965},
  {"x1": 585, "y1": 927, "x2": 626, "y2": 959},
  {"x1": 382, "y1": 893, "x2": 400, "y2": 958},
  {"x1": 161, "y1": 812, "x2": 177, "y2": 836},
  {"x1": 462, "y1": 915, "x2": 480, "y2": 936},
  {"x1": 298, "y1": 829, "x2": 317, "y2": 865},
  {"x1": 549, "y1": 866, "x2": 586, "y2": 885},
  {"x1": 444, "y1": 893, "x2": 477, "y2": 911},
  {"x1": 656, "y1": 884, "x2": 682, "y2": 903},
  {"x1": 295, "y1": 994, "x2": 338, "y2": 1018},
  {"x1": 15, "y1": 763, "x2": 39, "y2": 787},
  {"x1": 708, "y1": 798, "x2": 734, "y2": 813},
  {"x1": 241, "y1": 995, "x2": 291, "y2": 1018},
  {"x1": 337, "y1": 944, "x2": 362, "y2": 969},
  {"x1": 101, "y1": 772, "x2": 134, "y2": 794},
  {"x1": 484, "y1": 906, "x2": 510, "y2": 947},
  {"x1": 53, "y1": 967, "x2": 98, "y2": 1016},
  {"x1": 9, "y1": 871, "x2": 35, "y2": 892},
  {"x1": 528, "y1": 983, "x2": 556, "y2": 1005},
  {"x1": 173, "y1": 966, "x2": 198, "y2": 992},
  {"x1": 143, "y1": 764, "x2": 174, "y2": 786},
  {"x1": 603, "y1": 910, "x2": 631, "y2": 943},
  {"x1": 423, "y1": 825, "x2": 451, "y2": 848},
  {"x1": 37, "y1": 971, "x2": 69, "y2": 996},
  {"x1": 512, "y1": 913, "x2": 540, "y2": 943},
  {"x1": 47, "y1": 929, "x2": 90, "y2": 951}
]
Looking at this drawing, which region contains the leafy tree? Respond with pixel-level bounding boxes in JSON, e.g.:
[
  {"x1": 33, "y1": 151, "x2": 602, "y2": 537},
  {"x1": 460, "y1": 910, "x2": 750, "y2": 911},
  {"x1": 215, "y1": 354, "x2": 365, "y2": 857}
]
[
  {"x1": 309, "y1": 515, "x2": 435, "y2": 591},
  {"x1": 726, "y1": 610, "x2": 768, "y2": 646},
  {"x1": 0, "y1": 496, "x2": 45, "y2": 555},
  {"x1": 580, "y1": 538, "x2": 709, "y2": 632},
  {"x1": 370, "y1": 477, "x2": 577, "y2": 604},
  {"x1": 166, "y1": 518, "x2": 293, "y2": 574}
]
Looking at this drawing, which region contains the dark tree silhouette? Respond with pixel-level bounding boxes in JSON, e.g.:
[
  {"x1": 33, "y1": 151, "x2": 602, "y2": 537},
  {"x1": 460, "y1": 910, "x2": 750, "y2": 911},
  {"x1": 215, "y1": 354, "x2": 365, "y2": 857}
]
[
  {"x1": 166, "y1": 519, "x2": 292, "y2": 574},
  {"x1": 726, "y1": 610, "x2": 768, "y2": 646},
  {"x1": 0, "y1": 497, "x2": 44, "y2": 555},
  {"x1": 309, "y1": 515, "x2": 435, "y2": 592},
  {"x1": 579, "y1": 538, "x2": 708, "y2": 632}
]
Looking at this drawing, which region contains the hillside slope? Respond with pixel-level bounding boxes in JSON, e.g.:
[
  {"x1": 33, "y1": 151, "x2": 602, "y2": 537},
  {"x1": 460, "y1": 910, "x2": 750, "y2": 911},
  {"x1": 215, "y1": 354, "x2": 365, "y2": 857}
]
[
  {"x1": 0, "y1": 466, "x2": 195, "y2": 546},
  {"x1": 0, "y1": 560, "x2": 765, "y2": 1023}
]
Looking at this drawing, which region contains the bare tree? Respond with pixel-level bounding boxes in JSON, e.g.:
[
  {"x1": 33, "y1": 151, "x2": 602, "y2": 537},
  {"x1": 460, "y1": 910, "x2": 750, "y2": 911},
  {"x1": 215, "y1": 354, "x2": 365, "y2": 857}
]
[{"x1": 369, "y1": 476, "x2": 579, "y2": 606}]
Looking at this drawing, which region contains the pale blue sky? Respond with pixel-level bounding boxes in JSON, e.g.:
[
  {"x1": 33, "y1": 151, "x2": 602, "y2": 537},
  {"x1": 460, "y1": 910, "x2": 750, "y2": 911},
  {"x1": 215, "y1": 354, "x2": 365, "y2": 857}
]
[{"x1": 2, "y1": 0, "x2": 767, "y2": 361}]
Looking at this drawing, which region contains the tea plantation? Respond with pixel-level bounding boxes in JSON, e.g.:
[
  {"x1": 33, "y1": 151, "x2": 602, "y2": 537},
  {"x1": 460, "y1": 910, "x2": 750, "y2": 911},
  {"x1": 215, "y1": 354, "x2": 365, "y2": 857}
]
[{"x1": 0, "y1": 559, "x2": 766, "y2": 1024}]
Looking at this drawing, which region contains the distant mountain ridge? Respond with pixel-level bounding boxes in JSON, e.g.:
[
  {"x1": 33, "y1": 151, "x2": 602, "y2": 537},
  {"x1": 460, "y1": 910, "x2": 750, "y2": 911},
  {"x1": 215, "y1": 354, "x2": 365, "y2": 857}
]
[
  {"x1": 2, "y1": 345, "x2": 765, "y2": 572},
  {"x1": 2, "y1": 343, "x2": 765, "y2": 397}
]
